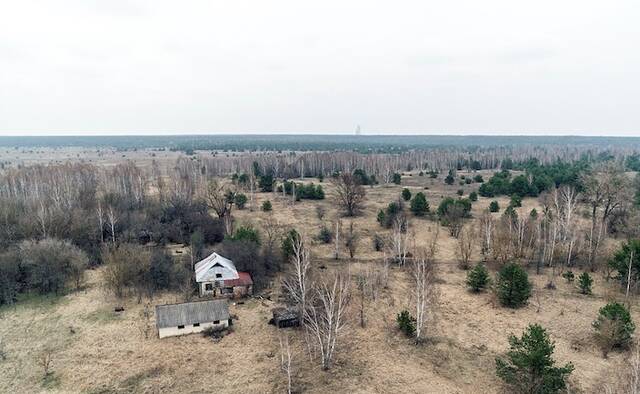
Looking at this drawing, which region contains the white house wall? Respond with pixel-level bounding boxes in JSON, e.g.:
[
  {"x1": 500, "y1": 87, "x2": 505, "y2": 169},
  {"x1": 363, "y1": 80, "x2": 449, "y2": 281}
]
[{"x1": 158, "y1": 320, "x2": 229, "y2": 339}]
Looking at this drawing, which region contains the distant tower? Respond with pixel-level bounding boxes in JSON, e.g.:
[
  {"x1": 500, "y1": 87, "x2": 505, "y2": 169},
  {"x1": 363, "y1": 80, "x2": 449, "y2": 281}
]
[{"x1": 355, "y1": 124, "x2": 361, "y2": 136}]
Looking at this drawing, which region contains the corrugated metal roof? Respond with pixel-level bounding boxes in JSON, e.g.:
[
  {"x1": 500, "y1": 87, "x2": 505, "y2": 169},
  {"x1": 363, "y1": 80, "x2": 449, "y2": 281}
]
[
  {"x1": 155, "y1": 299, "x2": 229, "y2": 329},
  {"x1": 223, "y1": 271, "x2": 253, "y2": 287},
  {"x1": 194, "y1": 252, "x2": 239, "y2": 282}
]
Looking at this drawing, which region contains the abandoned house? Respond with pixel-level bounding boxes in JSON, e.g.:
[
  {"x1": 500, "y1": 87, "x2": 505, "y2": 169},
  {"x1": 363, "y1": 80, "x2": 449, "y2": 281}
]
[
  {"x1": 194, "y1": 252, "x2": 253, "y2": 298},
  {"x1": 270, "y1": 307, "x2": 300, "y2": 328},
  {"x1": 155, "y1": 299, "x2": 231, "y2": 338}
]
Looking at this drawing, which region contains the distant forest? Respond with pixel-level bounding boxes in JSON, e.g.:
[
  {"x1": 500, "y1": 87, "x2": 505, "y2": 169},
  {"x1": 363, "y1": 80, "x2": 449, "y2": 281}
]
[{"x1": 1, "y1": 134, "x2": 640, "y2": 153}]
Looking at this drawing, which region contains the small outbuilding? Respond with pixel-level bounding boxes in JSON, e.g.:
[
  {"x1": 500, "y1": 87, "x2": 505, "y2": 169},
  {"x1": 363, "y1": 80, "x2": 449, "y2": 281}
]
[
  {"x1": 270, "y1": 307, "x2": 300, "y2": 328},
  {"x1": 155, "y1": 299, "x2": 230, "y2": 339},
  {"x1": 194, "y1": 252, "x2": 253, "y2": 298}
]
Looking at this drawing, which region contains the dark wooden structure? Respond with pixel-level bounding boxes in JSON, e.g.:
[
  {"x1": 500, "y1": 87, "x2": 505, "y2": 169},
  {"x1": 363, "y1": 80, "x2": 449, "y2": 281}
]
[{"x1": 270, "y1": 307, "x2": 300, "y2": 328}]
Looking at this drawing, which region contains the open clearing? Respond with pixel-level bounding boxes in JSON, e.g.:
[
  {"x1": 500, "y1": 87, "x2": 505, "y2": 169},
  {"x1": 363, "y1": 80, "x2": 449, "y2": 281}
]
[{"x1": 0, "y1": 165, "x2": 634, "y2": 393}]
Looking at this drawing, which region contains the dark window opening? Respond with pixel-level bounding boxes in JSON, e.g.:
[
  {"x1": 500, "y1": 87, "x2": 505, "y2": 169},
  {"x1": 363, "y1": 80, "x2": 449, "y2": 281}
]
[
  {"x1": 178, "y1": 325, "x2": 185, "y2": 329},
  {"x1": 216, "y1": 273, "x2": 222, "y2": 278},
  {"x1": 193, "y1": 323, "x2": 200, "y2": 327},
  {"x1": 213, "y1": 320, "x2": 220, "y2": 324},
  {"x1": 205, "y1": 283, "x2": 213, "y2": 291}
]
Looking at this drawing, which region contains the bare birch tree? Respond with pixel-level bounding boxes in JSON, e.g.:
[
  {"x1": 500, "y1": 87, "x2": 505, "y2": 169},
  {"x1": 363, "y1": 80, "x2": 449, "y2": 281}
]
[
  {"x1": 278, "y1": 334, "x2": 294, "y2": 394},
  {"x1": 282, "y1": 235, "x2": 311, "y2": 318},
  {"x1": 412, "y1": 231, "x2": 438, "y2": 343},
  {"x1": 304, "y1": 274, "x2": 350, "y2": 370},
  {"x1": 391, "y1": 215, "x2": 409, "y2": 265}
]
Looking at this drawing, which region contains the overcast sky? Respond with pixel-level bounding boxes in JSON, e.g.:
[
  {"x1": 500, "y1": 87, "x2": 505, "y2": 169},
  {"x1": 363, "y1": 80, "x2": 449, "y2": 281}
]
[{"x1": 1, "y1": 1, "x2": 639, "y2": 136}]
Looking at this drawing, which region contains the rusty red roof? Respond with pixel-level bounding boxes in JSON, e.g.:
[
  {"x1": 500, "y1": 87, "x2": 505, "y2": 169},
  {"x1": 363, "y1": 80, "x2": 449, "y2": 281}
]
[{"x1": 223, "y1": 271, "x2": 253, "y2": 287}]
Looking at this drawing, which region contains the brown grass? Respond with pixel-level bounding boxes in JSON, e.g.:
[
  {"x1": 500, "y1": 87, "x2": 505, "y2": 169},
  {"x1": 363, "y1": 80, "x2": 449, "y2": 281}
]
[{"x1": 0, "y1": 169, "x2": 632, "y2": 393}]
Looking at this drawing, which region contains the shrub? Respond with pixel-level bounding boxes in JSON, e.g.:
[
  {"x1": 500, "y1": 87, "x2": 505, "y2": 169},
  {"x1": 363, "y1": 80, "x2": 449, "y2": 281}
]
[
  {"x1": 496, "y1": 263, "x2": 532, "y2": 308},
  {"x1": 410, "y1": 192, "x2": 429, "y2": 216},
  {"x1": 444, "y1": 170, "x2": 455, "y2": 185},
  {"x1": 231, "y1": 225, "x2": 261, "y2": 244},
  {"x1": 318, "y1": 226, "x2": 333, "y2": 244},
  {"x1": 466, "y1": 263, "x2": 491, "y2": 292},
  {"x1": 489, "y1": 200, "x2": 500, "y2": 212},
  {"x1": 373, "y1": 234, "x2": 385, "y2": 251},
  {"x1": 457, "y1": 189, "x2": 464, "y2": 196},
  {"x1": 593, "y1": 302, "x2": 635, "y2": 356},
  {"x1": 378, "y1": 201, "x2": 403, "y2": 228},
  {"x1": 18, "y1": 239, "x2": 89, "y2": 295},
  {"x1": 396, "y1": 310, "x2": 416, "y2": 337},
  {"x1": 474, "y1": 174, "x2": 484, "y2": 183},
  {"x1": 259, "y1": 174, "x2": 274, "y2": 192},
  {"x1": 509, "y1": 194, "x2": 522, "y2": 208},
  {"x1": 609, "y1": 239, "x2": 640, "y2": 286},
  {"x1": 281, "y1": 229, "x2": 300, "y2": 263},
  {"x1": 234, "y1": 193, "x2": 248, "y2": 209},
  {"x1": 469, "y1": 191, "x2": 478, "y2": 202},
  {"x1": 392, "y1": 173, "x2": 402, "y2": 185},
  {"x1": 261, "y1": 200, "x2": 272, "y2": 212},
  {"x1": 561, "y1": 271, "x2": 574, "y2": 283},
  {"x1": 401, "y1": 188, "x2": 412, "y2": 201},
  {"x1": 578, "y1": 272, "x2": 593, "y2": 295},
  {"x1": 496, "y1": 324, "x2": 574, "y2": 393}
]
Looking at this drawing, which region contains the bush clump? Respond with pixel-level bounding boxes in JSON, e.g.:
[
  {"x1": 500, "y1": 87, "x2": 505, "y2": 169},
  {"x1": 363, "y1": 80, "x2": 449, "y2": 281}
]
[
  {"x1": 466, "y1": 263, "x2": 491, "y2": 292},
  {"x1": 496, "y1": 324, "x2": 574, "y2": 394},
  {"x1": 578, "y1": 272, "x2": 593, "y2": 295},
  {"x1": 410, "y1": 192, "x2": 429, "y2": 217},
  {"x1": 561, "y1": 270, "x2": 574, "y2": 283},
  {"x1": 396, "y1": 310, "x2": 416, "y2": 337},
  {"x1": 318, "y1": 226, "x2": 333, "y2": 244},
  {"x1": 593, "y1": 302, "x2": 635, "y2": 357},
  {"x1": 496, "y1": 263, "x2": 532, "y2": 308}
]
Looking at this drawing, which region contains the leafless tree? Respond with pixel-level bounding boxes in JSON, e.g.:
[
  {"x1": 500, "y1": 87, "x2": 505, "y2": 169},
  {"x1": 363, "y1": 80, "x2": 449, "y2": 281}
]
[
  {"x1": 390, "y1": 215, "x2": 409, "y2": 265},
  {"x1": 138, "y1": 303, "x2": 153, "y2": 339},
  {"x1": 332, "y1": 173, "x2": 366, "y2": 217},
  {"x1": 262, "y1": 216, "x2": 283, "y2": 271},
  {"x1": 106, "y1": 205, "x2": 118, "y2": 245},
  {"x1": 278, "y1": 334, "x2": 294, "y2": 394},
  {"x1": 304, "y1": 274, "x2": 350, "y2": 370},
  {"x1": 204, "y1": 180, "x2": 236, "y2": 235},
  {"x1": 456, "y1": 225, "x2": 475, "y2": 269},
  {"x1": 479, "y1": 210, "x2": 494, "y2": 258},
  {"x1": 38, "y1": 348, "x2": 54, "y2": 378},
  {"x1": 282, "y1": 235, "x2": 312, "y2": 317},
  {"x1": 333, "y1": 219, "x2": 341, "y2": 260},
  {"x1": 605, "y1": 342, "x2": 640, "y2": 394},
  {"x1": 345, "y1": 221, "x2": 359, "y2": 260},
  {"x1": 412, "y1": 236, "x2": 438, "y2": 343},
  {"x1": 96, "y1": 201, "x2": 105, "y2": 243},
  {"x1": 444, "y1": 204, "x2": 465, "y2": 238},
  {"x1": 583, "y1": 164, "x2": 632, "y2": 270}
]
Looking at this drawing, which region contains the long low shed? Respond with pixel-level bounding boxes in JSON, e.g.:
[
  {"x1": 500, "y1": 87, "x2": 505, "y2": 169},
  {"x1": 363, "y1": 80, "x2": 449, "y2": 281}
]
[{"x1": 155, "y1": 299, "x2": 231, "y2": 338}]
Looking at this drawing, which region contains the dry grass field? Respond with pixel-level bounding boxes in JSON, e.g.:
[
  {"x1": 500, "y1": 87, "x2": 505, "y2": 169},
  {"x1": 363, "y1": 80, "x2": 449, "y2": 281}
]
[{"x1": 0, "y1": 164, "x2": 635, "y2": 393}]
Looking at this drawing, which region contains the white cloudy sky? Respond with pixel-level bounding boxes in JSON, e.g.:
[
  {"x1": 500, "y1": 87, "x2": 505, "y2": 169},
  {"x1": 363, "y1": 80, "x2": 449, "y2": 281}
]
[{"x1": 1, "y1": 0, "x2": 639, "y2": 136}]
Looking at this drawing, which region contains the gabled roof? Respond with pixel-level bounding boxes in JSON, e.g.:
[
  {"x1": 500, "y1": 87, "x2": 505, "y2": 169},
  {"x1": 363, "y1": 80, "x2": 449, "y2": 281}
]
[
  {"x1": 194, "y1": 252, "x2": 239, "y2": 282},
  {"x1": 155, "y1": 299, "x2": 229, "y2": 329}
]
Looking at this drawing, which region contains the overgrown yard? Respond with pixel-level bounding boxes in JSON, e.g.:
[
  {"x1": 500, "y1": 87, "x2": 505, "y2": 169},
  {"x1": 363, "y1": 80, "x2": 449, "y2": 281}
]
[{"x1": 0, "y1": 174, "x2": 635, "y2": 393}]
